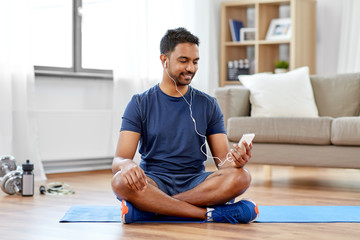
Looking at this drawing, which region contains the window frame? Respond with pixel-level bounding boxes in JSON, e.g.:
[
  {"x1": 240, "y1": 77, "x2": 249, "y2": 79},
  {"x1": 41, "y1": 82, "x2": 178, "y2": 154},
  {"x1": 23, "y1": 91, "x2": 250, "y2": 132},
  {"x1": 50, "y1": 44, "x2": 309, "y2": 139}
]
[{"x1": 34, "y1": 0, "x2": 113, "y2": 79}]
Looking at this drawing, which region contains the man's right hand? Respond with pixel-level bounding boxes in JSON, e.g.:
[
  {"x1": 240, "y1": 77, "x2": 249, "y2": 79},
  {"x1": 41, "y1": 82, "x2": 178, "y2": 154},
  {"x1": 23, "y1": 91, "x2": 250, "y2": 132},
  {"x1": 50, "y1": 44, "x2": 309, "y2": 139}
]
[
  {"x1": 118, "y1": 159, "x2": 148, "y2": 192},
  {"x1": 112, "y1": 131, "x2": 146, "y2": 191}
]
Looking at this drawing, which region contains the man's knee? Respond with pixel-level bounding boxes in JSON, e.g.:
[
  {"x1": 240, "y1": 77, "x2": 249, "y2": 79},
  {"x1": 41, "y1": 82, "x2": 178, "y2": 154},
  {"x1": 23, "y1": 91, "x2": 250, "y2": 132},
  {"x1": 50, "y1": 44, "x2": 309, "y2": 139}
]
[
  {"x1": 111, "y1": 171, "x2": 130, "y2": 200},
  {"x1": 229, "y1": 168, "x2": 252, "y2": 194}
]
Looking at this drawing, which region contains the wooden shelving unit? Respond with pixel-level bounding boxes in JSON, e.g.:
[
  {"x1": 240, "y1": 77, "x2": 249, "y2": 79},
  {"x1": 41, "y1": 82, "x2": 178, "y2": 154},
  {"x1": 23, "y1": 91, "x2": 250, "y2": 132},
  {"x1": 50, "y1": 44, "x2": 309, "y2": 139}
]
[{"x1": 220, "y1": 0, "x2": 316, "y2": 86}]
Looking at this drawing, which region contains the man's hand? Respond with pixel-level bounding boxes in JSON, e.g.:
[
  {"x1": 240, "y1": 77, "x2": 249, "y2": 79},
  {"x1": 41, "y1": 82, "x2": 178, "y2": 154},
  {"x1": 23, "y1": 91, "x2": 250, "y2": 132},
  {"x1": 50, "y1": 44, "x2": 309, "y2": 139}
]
[
  {"x1": 117, "y1": 160, "x2": 148, "y2": 192},
  {"x1": 112, "y1": 131, "x2": 146, "y2": 191},
  {"x1": 229, "y1": 141, "x2": 252, "y2": 168}
]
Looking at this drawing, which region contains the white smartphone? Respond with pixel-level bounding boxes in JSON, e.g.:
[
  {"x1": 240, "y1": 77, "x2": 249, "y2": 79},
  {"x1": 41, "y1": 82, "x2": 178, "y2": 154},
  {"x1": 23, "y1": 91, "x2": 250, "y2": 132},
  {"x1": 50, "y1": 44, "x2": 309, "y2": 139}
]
[{"x1": 238, "y1": 133, "x2": 255, "y2": 152}]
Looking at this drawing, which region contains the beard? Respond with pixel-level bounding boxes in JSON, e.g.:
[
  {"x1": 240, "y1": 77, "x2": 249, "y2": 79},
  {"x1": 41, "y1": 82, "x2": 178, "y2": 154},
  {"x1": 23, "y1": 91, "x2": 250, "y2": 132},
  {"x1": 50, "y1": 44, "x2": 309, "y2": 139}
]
[{"x1": 168, "y1": 70, "x2": 195, "y2": 86}]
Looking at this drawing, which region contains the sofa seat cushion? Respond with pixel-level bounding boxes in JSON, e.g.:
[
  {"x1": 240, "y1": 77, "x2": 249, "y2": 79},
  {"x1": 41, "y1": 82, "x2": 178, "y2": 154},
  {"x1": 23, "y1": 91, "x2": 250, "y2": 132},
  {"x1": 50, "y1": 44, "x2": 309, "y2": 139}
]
[
  {"x1": 227, "y1": 117, "x2": 333, "y2": 145},
  {"x1": 331, "y1": 117, "x2": 360, "y2": 146}
]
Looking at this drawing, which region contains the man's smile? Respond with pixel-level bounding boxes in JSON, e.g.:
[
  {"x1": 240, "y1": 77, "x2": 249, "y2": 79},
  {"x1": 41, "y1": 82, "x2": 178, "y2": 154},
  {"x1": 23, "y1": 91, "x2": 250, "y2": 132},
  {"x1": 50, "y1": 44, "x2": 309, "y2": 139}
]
[{"x1": 181, "y1": 73, "x2": 194, "y2": 80}]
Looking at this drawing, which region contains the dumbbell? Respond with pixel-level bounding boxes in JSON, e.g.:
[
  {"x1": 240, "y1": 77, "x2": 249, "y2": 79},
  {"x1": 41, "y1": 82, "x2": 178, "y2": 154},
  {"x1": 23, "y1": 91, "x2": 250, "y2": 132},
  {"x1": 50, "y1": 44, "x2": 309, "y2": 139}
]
[{"x1": 0, "y1": 155, "x2": 22, "y2": 195}]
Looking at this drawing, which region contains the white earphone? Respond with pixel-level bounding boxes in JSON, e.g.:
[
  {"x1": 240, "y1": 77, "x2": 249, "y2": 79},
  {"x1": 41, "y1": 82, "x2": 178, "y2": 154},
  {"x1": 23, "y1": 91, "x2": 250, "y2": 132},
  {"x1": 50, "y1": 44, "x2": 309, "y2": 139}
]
[{"x1": 163, "y1": 59, "x2": 232, "y2": 167}]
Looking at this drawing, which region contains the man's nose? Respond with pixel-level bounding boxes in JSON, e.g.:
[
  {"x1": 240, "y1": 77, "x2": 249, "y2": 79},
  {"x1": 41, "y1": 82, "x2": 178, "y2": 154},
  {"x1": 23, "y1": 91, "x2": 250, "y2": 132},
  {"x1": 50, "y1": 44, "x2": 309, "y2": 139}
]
[{"x1": 186, "y1": 62, "x2": 196, "y2": 72}]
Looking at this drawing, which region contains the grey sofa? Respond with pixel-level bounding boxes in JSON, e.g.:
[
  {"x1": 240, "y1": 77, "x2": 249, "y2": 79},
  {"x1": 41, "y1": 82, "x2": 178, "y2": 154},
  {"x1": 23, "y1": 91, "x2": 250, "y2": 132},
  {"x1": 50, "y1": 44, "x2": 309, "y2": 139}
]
[{"x1": 215, "y1": 72, "x2": 360, "y2": 169}]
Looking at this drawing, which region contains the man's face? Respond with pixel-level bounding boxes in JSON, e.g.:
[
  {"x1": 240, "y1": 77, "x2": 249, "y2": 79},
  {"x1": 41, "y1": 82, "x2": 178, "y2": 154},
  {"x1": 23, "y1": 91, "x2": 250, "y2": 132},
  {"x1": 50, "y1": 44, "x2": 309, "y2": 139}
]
[{"x1": 167, "y1": 43, "x2": 199, "y2": 86}]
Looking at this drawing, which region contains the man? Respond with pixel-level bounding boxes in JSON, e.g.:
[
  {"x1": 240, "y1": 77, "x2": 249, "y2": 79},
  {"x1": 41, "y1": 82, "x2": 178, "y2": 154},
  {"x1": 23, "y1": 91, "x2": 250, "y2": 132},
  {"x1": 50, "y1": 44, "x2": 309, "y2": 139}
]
[{"x1": 111, "y1": 27, "x2": 258, "y2": 224}]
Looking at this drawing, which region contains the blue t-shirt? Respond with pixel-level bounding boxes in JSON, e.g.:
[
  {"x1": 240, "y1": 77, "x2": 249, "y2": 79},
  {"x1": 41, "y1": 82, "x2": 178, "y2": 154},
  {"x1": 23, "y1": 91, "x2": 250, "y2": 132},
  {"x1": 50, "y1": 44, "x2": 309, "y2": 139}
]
[{"x1": 121, "y1": 84, "x2": 226, "y2": 175}]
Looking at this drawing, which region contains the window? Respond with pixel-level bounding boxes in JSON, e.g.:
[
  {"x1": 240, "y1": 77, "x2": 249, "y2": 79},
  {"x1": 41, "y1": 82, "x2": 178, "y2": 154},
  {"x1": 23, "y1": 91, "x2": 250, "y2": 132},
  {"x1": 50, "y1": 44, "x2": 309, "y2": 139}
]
[
  {"x1": 30, "y1": 0, "x2": 197, "y2": 79},
  {"x1": 30, "y1": 0, "x2": 113, "y2": 77},
  {"x1": 81, "y1": 0, "x2": 118, "y2": 70},
  {"x1": 30, "y1": 0, "x2": 73, "y2": 69}
]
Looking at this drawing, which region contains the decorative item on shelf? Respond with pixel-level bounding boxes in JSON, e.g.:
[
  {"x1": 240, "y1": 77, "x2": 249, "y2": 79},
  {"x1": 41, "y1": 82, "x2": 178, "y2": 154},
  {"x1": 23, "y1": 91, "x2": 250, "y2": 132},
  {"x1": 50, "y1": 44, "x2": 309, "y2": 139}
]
[
  {"x1": 274, "y1": 60, "x2": 289, "y2": 74},
  {"x1": 229, "y1": 19, "x2": 243, "y2": 42},
  {"x1": 240, "y1": 28, "x2": 255, "y2": 42},
  {"x1": 227, "y1": 59, "x2": 250, "y2": 81},
  {"x1": 266, "y1": 18, "x2": 292, "y2": 41}
]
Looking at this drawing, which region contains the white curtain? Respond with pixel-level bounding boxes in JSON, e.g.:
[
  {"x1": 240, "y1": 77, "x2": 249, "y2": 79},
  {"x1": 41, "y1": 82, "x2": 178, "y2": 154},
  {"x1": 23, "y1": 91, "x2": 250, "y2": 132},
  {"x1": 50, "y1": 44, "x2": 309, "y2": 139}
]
[
  {"x1": 0, "y1": 0, "x2": 46, "y2": 180},
  {"x1": 337, "y1": 0, "x2": 360, "y2": 73},
  {"x1": 111, "y1": 0, "x2": 220, "y2": 155}
]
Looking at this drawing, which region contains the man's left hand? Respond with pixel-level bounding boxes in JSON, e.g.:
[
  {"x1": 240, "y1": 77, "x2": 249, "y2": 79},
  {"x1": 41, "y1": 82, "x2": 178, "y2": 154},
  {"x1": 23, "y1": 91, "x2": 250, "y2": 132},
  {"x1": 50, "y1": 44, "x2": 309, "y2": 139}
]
[{"x1": 230, "y1": 142, "x2": 252, "y2": 168}]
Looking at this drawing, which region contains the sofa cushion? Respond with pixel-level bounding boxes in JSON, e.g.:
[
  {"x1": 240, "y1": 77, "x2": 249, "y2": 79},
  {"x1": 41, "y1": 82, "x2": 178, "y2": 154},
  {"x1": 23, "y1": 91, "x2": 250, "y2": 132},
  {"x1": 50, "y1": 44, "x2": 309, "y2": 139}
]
[
  {"x1": 227, "y1": 116, "x2": 333, "y2": 145},
  {"x1": 310, "y1": 72, "x2": 360, "y2": 117},
  {"x1": 239, "y1": 67, "x2": 319, "y2": 117},
  {"x1": 214, "y1": 86, "x2": 250, "y2": 120},
  {"x1": 331, "y1": 117, "x2": 360, "y2": 146}
]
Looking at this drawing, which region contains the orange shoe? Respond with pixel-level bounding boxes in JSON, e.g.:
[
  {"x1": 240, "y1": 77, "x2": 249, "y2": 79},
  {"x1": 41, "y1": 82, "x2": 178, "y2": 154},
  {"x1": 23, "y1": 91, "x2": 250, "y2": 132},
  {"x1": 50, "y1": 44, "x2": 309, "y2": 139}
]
[{"x1": 121, "y1": 200, "x2": 156, "y2": 224}]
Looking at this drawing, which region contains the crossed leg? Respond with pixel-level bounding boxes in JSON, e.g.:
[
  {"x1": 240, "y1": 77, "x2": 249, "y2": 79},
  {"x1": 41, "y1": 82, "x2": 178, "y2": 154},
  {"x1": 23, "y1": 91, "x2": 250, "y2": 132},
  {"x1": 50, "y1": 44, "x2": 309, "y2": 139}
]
[
  {"x1": 172, "y1": 167, "x2": 251, "y2": 206},
  {"x1": 111, "y1": 167, "x2": 251, "y2": 220}
]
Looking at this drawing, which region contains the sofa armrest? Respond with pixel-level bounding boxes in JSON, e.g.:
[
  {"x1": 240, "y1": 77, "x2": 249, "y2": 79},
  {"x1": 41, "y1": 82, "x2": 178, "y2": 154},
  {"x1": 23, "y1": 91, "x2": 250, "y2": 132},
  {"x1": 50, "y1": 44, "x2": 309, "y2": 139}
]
[{"x1": 214, "y1": 86, "x2": 250, "y2": 128}]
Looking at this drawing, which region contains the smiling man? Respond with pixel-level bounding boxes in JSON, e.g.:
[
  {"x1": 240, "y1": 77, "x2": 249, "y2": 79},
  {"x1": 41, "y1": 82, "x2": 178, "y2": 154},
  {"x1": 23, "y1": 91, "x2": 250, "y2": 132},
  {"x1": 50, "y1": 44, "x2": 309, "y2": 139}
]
[{"x1": 111, "y1": 27, "x2": 258, "y2": 224}]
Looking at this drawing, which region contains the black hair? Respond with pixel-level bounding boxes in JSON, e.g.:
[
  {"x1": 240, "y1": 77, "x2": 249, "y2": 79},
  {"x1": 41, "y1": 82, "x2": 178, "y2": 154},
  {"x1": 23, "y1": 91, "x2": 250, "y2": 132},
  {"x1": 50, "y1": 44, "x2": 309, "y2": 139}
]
[{"x1": 160, "y1": 27, "x2": 200, "y2": 56}]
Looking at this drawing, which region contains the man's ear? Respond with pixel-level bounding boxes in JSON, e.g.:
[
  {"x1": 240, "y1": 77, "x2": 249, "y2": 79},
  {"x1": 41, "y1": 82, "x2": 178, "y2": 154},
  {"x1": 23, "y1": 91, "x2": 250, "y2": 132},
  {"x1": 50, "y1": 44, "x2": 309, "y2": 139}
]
[{"x1": 160, "y1": 54, "x2": 168, "y2": 68}]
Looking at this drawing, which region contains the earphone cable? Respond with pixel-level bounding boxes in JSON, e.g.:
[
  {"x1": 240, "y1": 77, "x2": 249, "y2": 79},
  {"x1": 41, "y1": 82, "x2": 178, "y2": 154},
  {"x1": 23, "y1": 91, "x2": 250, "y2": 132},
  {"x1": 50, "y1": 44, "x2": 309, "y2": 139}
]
[{"x1": 165, "y1": 68, "x2": 233, "y2": 166}]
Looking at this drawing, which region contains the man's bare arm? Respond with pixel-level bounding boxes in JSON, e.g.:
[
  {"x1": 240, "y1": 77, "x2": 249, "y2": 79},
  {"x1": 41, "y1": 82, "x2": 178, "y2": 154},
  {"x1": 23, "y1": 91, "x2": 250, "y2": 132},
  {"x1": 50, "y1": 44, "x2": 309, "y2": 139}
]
[{"x1": 112, "y1": 131, "x2": 147, "y2": 191}]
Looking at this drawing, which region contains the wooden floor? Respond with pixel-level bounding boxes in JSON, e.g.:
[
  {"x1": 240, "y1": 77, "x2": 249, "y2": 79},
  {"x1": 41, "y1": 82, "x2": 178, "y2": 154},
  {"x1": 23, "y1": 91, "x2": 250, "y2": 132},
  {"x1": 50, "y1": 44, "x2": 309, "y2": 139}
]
[{"x1": 1, "y1": 164, "x2": 360, "y2": 240}]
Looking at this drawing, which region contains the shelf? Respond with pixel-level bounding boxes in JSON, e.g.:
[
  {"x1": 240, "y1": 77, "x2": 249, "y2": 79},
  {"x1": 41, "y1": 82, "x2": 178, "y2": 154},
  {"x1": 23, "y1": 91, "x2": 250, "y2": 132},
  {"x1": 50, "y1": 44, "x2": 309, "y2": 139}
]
[
  {"x1": 220, "y1": 0, "x2": 316, "y2": 87},
  {"x1": 258, "y1": 40, "x2": 290, "y2": 45},
  {"x1": 225, "y1": 40, "x2": 290, "y2": 46},
  {"x1": 224, "y1": 80, "x2": 242, "y2": 85},
  {"x1": 225, "y1": 41, "x2": 256, "y2": 46}
]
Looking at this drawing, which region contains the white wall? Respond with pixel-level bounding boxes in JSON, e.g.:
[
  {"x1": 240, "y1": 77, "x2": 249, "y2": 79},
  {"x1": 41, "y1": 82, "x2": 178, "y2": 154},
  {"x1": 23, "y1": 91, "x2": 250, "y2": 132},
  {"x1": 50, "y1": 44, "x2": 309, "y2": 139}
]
[
  {"x1": 33, "y1": 77, "x2": 114, "y2": 164},
  {"x1": 34, "y1": 0, "x2": 347, "y2": 170}
]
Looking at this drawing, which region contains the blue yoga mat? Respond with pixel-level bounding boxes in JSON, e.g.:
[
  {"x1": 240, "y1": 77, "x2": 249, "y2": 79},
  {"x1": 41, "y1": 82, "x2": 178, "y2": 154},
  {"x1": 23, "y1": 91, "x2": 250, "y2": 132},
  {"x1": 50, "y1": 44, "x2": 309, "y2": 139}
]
[
  {"x1": 256, "y1": 206, "x2": 360, "y2": 223},
  {"x1": 60, "y1": 206, "x2": 202, "y2": 223},
  {"x1": 60, "y1": 205, "x2": 360, "y2": 223},
  {"x1": 60, "y1": 206, "x2": 122, "y2": 222}
]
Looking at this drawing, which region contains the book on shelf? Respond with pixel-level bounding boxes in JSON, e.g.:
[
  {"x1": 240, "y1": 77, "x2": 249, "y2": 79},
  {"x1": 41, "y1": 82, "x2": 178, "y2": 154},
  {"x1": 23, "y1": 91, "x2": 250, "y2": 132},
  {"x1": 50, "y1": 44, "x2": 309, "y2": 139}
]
[{"x1": 229, "y1": 19, "x2": 243, "y2": 42}]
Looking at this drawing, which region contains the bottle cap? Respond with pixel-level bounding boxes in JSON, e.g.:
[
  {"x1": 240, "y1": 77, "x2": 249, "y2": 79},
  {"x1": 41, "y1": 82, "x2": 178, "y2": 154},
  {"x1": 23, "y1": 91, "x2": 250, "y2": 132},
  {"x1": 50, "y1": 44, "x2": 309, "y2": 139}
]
[{"x1": 22, "y1": 160, "x2": 34, "y2": 172}]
